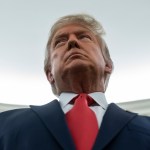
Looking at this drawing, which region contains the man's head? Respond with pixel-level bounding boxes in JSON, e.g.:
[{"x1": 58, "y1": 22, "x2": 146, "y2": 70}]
[{"x1": 44, "y1": 14, "x2": 114, "y2": 96}]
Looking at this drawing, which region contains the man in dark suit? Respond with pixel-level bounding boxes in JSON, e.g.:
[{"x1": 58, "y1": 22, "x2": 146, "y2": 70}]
[{"x1": 0, "y1": 14, "x2": 150, "y2": 150}]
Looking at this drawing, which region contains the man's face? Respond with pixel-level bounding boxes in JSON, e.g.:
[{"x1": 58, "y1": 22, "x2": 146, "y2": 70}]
[{"x1": 47, "y1": 24, "x2": 111, "y2": 94}]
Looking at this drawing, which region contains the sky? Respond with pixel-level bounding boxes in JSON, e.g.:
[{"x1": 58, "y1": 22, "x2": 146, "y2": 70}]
[{"x1": 0, "y1": 0, "x2": 150, "y2": 105}]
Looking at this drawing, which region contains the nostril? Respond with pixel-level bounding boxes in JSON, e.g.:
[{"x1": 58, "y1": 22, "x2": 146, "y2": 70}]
[{"x1": 68, "y1": 40, "x2": 80, "y2": 50}]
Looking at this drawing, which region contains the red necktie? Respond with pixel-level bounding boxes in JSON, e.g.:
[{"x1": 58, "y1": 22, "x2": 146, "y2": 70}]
[{"x1": 66, "y1": 93, "x2": 98, "y2": 150}]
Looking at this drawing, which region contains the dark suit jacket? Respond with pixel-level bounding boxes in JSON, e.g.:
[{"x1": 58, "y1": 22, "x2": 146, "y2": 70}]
[{"x1": 0, "y1": 100, "x2": 150, "y2": 150}]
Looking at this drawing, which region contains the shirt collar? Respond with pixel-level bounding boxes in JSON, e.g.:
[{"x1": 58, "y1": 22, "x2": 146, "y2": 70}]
[{"x1": 59, "y1": 92, "x2": 108, "y2": 110}]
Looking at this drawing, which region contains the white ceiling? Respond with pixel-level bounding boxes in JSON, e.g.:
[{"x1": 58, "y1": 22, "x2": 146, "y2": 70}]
[{"x1": 0, "y1": 0, "x2": 150, "y2": 105}]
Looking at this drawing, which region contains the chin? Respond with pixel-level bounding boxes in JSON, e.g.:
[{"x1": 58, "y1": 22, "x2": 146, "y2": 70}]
[{"x1": 65, "y1": 60, "x2": 93, "y2": 73}]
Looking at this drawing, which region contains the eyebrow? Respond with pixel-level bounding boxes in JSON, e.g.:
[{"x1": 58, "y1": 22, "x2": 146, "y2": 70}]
[
  {"x1": 54, "y1": 33, "x2": 68, "y2": 40},
  {"x1": 54, "y1": 30, "x2": 89, "y2": 40}
]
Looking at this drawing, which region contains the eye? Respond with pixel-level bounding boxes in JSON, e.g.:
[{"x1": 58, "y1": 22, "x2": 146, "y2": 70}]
[
  {"x1": 78, "y1": 34, "x2": 91, "y2": 40},
  {"x1": 54, "y1": 37, "x2": 67, "y2": 47}
]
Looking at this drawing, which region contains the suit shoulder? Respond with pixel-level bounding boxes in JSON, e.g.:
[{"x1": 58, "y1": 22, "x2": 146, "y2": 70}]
[
  {"x1": 0, "y1": 107, "x2": 32, "y2": 120},
  {"x1": 128, "y1": 114, "x2": 150, "y2": 135},
  {"x1": 0, "y1": 107, "x2": 32, "y2": 119},
  {"x1": 109, "y1": 103, "x2": 150, "y2": 135},
  {"x1": 0, "y1": 108, "x2": 35, "y2": 134},
  {"x1": 0, "y1": 101, "x2": 57, "y2": 132}
]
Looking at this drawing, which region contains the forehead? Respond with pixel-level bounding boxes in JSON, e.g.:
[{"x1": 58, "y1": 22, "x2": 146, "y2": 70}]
[{"x1": 52, "y1": 24, "x2": 94, "y2": 39}]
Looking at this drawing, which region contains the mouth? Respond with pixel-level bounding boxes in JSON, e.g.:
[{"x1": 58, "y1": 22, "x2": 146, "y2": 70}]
[{"x1": 67, "y1": 52, "x2": 85, "y2": 61}]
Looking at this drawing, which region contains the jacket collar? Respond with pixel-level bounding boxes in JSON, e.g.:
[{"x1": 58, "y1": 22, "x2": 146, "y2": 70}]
[
  {"x1": 93, "y1": 103, "x2": 137, "y2": 150},
  {"x1": 30, "y1": 100, "x2": 75, "y2": 150}
]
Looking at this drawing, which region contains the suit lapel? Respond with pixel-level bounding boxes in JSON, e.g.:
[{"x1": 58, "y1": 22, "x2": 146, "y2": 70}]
[
  {"x1": 93, "y1": 103, "x2": 137, "y2": 150},
  {"x1": 30, "y1": 100, "x2": 75, "y2": 150}
]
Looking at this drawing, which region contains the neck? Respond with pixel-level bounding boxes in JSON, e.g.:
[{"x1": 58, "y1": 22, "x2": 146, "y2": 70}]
[{"x1": 57, "y1": 70, "x2": 105, "y2": 95}]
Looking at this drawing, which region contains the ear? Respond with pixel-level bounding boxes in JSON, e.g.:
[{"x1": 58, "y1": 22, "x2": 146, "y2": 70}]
[
  {"x1": 46, "y1": 71, "x2": 55, "y2": 84},
  {"x1": 105, "y1": 63, "x2": 113, "y2": 74}
]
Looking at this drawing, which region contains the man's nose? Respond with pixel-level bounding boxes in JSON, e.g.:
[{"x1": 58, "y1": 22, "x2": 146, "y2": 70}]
[{"x1": 67, "y1": 35, "x2": 80, "y2": 50}]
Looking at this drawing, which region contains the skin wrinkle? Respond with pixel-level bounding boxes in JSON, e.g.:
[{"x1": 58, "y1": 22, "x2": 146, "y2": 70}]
[
  {"x1": 47, "y1": 24, "x2": 112, "y2": 95},
  {"x1": 44, "y1": 15, "x2": 114, "y2": 96}
]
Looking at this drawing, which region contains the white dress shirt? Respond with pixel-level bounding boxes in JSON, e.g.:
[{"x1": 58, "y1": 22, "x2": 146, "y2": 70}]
[{"x1": 59, "y1": 92, "x2": 108, "y2": 128}]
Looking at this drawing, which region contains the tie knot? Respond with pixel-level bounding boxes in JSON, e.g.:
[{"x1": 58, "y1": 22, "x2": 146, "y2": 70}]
[{"x1": 74, "y1": 93, "x2": 94, "y2": 106}]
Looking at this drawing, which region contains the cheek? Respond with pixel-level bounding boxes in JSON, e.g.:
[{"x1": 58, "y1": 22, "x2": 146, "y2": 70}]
[
  {"x1": 50, "y1": 46, "x2": 66, "y2": 62},
  {"x1": 50, "y1": 55, "x2": 63, "y2": 75},
  {"x1": 92, "y1": 49, "x2": 106, "y2": 69},
  {"x1": 90, "y1": 46, "x2": 105, "y2": 62}
]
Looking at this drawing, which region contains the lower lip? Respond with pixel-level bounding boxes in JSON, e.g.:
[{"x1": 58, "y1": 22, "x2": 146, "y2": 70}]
[{"x1": 68, "y1": 54, "x2": 83, "y2": 59}]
